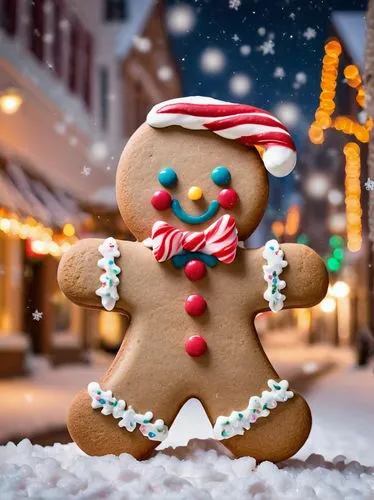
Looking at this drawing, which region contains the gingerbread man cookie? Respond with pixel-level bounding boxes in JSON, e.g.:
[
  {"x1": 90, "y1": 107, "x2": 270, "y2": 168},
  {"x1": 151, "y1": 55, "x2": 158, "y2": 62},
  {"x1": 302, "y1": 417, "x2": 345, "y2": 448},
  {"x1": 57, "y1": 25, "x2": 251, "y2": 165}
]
[{"x1": 58, "y1": 96, "x2": 328, "y2": 462}]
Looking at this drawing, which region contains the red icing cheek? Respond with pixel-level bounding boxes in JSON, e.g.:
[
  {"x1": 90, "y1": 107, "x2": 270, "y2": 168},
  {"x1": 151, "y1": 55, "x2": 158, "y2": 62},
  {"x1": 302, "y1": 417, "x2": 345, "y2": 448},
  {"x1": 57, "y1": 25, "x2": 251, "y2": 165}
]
[
  {"x1": 217, "y1": 188, "x2": 239, "y2": 210},
  {"x1": 151, "y1": 190, "x2": 172, "y2": 210}
]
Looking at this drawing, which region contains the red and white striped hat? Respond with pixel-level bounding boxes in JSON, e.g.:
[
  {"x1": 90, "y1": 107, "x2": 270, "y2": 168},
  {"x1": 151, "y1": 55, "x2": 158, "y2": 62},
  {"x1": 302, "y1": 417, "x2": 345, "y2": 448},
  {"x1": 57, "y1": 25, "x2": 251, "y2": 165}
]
[{"x1": 146, "y1": 96, "x2": 296, "y2": 178}]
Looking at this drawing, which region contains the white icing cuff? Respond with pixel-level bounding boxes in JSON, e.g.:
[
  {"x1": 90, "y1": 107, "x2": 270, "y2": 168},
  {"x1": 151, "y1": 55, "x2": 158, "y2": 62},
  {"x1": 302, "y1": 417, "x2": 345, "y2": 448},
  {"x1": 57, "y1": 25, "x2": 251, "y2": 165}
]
[
  {"x1": 213, "y1": 379, "x2": 294, "y2": 440},
  {"x1": 263, "y1": 239, "x2": 288, "y2": 312},
  {"x1": 88, "y1": 382, "x2": 168, "y2": 442},
  {"x1": 95, "y1": 237, "x2": 121, "y2": 311}
]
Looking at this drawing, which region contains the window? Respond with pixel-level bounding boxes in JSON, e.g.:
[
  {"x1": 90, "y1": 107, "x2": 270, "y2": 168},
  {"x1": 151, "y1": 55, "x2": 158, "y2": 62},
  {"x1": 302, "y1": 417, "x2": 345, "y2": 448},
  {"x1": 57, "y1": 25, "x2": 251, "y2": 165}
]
[
  {"x1": 0, "y1": 0, "x2": 18, "y2": 36},
  {"x1": 30, "y1": 0, "x2": 45, "y2": 62},
  {"x1": 68, "y1": 16, "x2": 80, "y2": 93},
  {"x1": 104, "y1": 0, "x2": 127, "y2": 21},
  {"x1": 52, "y1": 0, "x2": 63, "y2": 77},
  {"x1": 99, "y1": 66, "x2": 109, "y2": 130},
  {"x1": 82, "y1": 30, "x2": 93, "y2": 110}
]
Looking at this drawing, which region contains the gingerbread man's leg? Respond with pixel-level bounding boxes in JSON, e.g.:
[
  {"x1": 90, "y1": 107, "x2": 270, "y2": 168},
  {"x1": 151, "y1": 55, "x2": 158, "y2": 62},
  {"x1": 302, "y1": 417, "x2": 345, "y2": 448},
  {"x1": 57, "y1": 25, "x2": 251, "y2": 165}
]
[
  {"x1": 212, "y1": 395, "x2": 311, "y2": 462},
  {"x1": 201, "y1": 351, "x2": 311, "y2": 462},
  {"x1": 67, "y1": 341, "x2": 187, "y2": 459}
]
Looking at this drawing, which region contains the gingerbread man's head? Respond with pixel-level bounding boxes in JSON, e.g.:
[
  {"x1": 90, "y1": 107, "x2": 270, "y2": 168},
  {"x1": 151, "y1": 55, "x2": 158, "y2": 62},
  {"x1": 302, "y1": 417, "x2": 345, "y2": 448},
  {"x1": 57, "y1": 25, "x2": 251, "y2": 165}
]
[{"x1": 116, "y1": 97, "x2": 296, "y2": 242}]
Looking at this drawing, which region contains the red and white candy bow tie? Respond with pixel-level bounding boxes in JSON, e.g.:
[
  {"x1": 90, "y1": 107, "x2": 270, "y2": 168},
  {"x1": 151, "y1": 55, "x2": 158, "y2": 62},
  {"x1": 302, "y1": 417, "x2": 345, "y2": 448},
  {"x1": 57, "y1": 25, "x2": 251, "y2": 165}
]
[{"x1": 151, "y1": 214, "x2": 238, "y2": 264}]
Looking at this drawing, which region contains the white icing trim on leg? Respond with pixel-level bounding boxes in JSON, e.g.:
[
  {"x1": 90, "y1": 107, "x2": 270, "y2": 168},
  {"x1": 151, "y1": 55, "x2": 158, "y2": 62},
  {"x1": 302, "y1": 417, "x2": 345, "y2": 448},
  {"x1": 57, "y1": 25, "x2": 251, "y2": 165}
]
[
  {"x1": 95, "y1": 237, "x2": 121, "y2": 311},
  {"x1": 263, "y1": 239, "x2": 288, "y2": 313},
  {"x1": 87, "y1": 382, "x2": 169, "y2": 442},
  {"x1": 213, "y1": 380, "x2": 294, "y2": 440}
]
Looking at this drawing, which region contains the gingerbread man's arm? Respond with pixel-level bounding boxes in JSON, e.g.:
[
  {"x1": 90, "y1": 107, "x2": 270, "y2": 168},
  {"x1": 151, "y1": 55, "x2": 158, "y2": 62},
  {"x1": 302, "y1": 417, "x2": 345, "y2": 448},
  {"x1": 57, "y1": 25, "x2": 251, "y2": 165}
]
[
  {"x1": 247, "y1": 243, "x2": 329, "y2": 313},
  {"x1": 58, "y1": 238, "x2": 147, "y2": 314}
]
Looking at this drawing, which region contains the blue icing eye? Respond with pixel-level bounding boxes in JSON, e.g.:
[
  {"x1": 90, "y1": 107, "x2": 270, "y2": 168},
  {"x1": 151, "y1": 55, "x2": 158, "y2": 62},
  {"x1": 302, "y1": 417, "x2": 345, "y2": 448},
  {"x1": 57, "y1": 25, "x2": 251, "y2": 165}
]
[
  {"x1": 158, "y1": 168, "x2": 177, "y2": 187},
  {"x1": 211, "y1": 166, "x2": 231, "y2": 186}
]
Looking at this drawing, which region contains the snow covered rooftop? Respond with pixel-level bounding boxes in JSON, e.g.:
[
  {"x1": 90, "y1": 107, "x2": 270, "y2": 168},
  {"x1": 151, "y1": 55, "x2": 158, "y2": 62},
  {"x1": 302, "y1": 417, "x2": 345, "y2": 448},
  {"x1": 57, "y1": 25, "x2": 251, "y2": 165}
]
[{"x1": 332, "y1": 11, "x2": 366, "y2": 70}]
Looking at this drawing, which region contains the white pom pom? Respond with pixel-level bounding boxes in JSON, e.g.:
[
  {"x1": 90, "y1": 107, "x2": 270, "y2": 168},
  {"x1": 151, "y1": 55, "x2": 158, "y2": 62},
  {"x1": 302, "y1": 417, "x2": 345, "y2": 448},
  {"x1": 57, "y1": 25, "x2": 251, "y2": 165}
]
[{"x1": 262, "y1": 146, "x2": 296, "y2": 177}]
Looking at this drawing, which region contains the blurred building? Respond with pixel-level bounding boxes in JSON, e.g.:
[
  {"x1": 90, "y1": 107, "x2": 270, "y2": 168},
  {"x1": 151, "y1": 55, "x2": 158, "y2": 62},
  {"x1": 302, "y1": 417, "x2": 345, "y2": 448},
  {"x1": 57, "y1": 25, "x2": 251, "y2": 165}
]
[
  {"x1": 365, "y1": 0, "x2": 374, "y2": 336},
  {"x1": 299, "y1": 11, "x2": 369, "y2": 345},
  {"x1": 0, "y1": 0, "x2": 181, "y2": 376}
]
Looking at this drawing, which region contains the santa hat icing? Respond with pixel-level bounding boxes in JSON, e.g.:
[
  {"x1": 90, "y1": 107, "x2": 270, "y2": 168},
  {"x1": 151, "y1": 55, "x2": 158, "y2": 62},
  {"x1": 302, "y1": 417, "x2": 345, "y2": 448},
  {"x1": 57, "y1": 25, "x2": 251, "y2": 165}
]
[{"x1": 146, "y1": 96, "x2": 296, "y2": 178}]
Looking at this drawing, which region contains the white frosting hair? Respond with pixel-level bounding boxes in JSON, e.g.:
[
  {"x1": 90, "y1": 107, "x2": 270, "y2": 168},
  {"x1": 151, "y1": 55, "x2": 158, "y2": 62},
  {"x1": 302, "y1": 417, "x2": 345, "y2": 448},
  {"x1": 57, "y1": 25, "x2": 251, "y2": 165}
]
[{"x1": 147, "y1": 96, "x2": 297, "y2": 178}]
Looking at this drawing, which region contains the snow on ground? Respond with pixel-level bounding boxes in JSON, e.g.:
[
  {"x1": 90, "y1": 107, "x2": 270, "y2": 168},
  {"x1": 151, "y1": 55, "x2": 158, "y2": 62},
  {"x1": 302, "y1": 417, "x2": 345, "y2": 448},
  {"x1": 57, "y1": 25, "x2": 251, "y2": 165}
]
[
  {"x1": 299, "y1": 365, "x2": 374, "y2": 467},
  {"x1": 1, "y1": 340, "x2": 374, "y2": 499},
  {"x1": 1, "y1": 420, "x2": 373, "y2": 499}
]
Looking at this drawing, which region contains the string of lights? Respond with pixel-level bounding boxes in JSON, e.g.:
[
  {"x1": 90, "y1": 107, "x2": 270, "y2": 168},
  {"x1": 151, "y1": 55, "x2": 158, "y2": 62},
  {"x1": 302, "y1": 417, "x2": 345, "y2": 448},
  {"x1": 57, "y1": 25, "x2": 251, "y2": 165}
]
[{"x1": 308, "y1": 39, "x2": 370, "y2": 253}]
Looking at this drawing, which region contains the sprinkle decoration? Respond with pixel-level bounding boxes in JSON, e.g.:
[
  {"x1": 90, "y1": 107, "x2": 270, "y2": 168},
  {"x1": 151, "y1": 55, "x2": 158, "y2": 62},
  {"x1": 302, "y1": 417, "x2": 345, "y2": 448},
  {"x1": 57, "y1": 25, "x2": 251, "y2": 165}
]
[
  {"x1": 95, "y1": 237, "x2": 121, "y2": 311},
  {"x1": 263, "y1": 239, "x2": 288, "y2": 313},
  {"x1": 87, "y1": 382, "x2": 168, "y2": 442},
  {"x1": 213, "y1": 379, "x2": 294, "y2": 440}
]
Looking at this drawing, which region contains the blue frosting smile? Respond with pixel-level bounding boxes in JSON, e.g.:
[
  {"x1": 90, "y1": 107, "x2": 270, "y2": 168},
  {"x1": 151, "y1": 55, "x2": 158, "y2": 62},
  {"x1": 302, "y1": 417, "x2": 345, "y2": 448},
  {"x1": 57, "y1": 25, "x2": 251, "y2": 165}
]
[
  {"x1": 171, "y1": 199, "x2": 220, "y2": 225},
  {"x1": 172, "y1": 252, "x2": 218, "y2": 269}
]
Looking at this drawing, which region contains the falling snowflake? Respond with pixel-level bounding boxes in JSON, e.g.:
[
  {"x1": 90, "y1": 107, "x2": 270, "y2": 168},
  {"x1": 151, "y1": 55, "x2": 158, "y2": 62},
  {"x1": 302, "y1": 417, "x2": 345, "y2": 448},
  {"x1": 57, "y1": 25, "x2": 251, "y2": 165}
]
[
  {"x1": 200, "y1": 47, "x2": 226, "y2": 74},
  {"x1": 132, "y1": 36, "x2": 152, "y2": 53},
  {"x1": 240, "y1": 45, "x2": 251, "y2": 56},
  {"x1": 303, "y1": 27, "x2": 317, "y2": 40},
  {"x1": 365, "y1": 178, "x2": 374, "y2": 191},
  {"x1": 274, "y1": 102, "x2": 300, "y2": 127},
  {"x1": 295, "y1": 72, "x2": 307, "y2": 84},
  {"x1": 229, "y1": 74, "x2": 252, "y2": 97},
  {"x1": 167, "y1": 4, "x2": 196, "y2": 34},
  {"x1": 274, "y1": 67, "x2": 286, "y2": 79},
  {"x1": 257, "y1": 27, "x2": 266, "y2": 36},
  {"x1": 32, "y1": 310, "x2": 43, "y2": 321},
  {"x1": 90, "y1": 141, "x2": 109, "y2": 164},
  {"x1": 289, "y1": 12, "x2": 296, "y2": 20},
  {"x1": 257, "y1": 39, "x2": 275, "y2": 56},
  {"x1": 81, "y1": 166, "x2": 92, "y2": 176},
  {"x1": 229, "y1": 0, "x2": 241, "y2": 10},
  {"x1": 59, "y1": 19, "x2": 70, "y2": 31},
  {"x1": 43, "y1": 33, "x2": 54, "y2": 44},
  {"x1": 54, "y1": 122, "x2": 66, "y2": 135},
  {"x1": 232, "y1": 33, "x2": 240, "y2": 42},
  {"x1": 69, "y1": 136, "x2": 78, "y2": 147},
  {"x1": 158, "y1": 66, "x2": 173, "y2": 82}
]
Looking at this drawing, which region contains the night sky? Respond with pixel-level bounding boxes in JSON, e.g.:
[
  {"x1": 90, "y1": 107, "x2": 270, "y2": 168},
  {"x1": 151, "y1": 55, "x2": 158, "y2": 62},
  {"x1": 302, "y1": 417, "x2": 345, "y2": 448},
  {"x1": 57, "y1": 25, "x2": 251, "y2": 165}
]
[
  {"x1": 164, "y1": 0, "x2": 367, "y2": 218},
  {"x1": 165, "y1": 0, "x2": 367, "y2": 145}
]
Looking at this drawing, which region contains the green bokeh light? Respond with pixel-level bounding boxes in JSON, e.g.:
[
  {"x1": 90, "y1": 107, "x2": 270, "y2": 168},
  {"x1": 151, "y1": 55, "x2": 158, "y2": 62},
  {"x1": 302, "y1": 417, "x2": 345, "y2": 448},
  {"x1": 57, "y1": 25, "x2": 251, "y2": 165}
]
[
  {"x1": 333, "y1": 248, "x2": 344, "y2": 261},
  {"x1": 296, "y1": 233, "x2": 309, "y2": 245},
  {"x1": 329, "y1": 235, "x2": 344, "y2": 248},
  {"x1": 327, "y1": 257, "x2": 341, "y2": 273}
]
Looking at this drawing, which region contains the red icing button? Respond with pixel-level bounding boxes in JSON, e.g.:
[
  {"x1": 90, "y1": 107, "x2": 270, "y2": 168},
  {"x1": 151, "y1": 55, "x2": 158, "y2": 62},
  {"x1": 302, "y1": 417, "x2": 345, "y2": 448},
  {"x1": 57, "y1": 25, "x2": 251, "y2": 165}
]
[
  {"x1": 218, "y1": 188, "x2": 239, "y2": 209},
  {"x1": 184, "y1": 260, "x2": 207, "y2": 281},
  {"x1": 151, "y1": 190, "x2": 172, "y2": 210},
  {"x1": 185, "y1": 335, "x2": 207, "y2": 357},
  {"x1": 184, "y1": 294, "x2": 207, "y2": 316}
]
